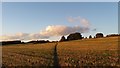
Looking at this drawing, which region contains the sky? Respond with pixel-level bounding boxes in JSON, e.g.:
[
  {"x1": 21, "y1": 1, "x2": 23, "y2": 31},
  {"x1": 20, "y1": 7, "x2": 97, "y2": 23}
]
[
  {"x1": 1, "y1": 0, "x2": 119, "y2": 2},
  {"x1": 0, "y1": 2, "x2": 2, "y2": 36},
  {"x1": 0, "y1": 2, "x2": 118, "y2": 41}
]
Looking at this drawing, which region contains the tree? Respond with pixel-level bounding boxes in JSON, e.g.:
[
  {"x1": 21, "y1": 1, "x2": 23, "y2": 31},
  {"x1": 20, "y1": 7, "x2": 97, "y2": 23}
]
[
  {"x1": 85, "y1": 37, "x2": 87, "y2": 39},
  {"x1": 60, "y1": 36, "x2": 66, "y2": 42},
  {"x1": 67, "y1": 32, "x2": 82, "y2": 41},
  {"x1": 89, "y1": 35, "x2": 92, "y2": 39},
  {"x1": 95, "y1": 33, "x2": 104, "y2": 38},
  {"x1": 94, "y1": 36, "x2": 96, "y2": 38}
]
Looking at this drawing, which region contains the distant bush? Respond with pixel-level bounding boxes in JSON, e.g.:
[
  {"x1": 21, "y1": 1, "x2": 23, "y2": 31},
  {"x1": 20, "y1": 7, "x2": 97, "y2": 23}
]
[
  {"x1": 85, "y1": 37, "x2": 87, "y2": 39},
  {"x1": 95, "y1": 33, "x2": 104, "y2": 38},
  {"x1": 67, "y1": 32, "x2": 82, "y2": 41},
  {"x1": 89, "y1": 35, "x2": 92, "y2": 39}
]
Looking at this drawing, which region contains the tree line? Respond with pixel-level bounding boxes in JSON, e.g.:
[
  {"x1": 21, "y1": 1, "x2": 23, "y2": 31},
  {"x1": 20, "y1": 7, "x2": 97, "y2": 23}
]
[
  {"x1": 1, "y1": 32, "x2": 120, "y2": 45},
  {"x1": 60, "y1": 32, "x2": 120, "y2": 42}
]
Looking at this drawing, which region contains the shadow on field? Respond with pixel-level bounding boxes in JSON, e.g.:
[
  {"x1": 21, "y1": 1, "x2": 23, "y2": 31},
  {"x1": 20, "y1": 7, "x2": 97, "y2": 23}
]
[{"x1": 53, "y1": 42, "x2": 60, "y2": 68}]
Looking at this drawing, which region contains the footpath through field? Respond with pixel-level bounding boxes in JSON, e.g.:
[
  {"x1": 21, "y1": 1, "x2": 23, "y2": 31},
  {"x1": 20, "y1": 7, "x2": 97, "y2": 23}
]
[{"x1": 53, "y1": 42, "x2": 60, "y2": 68}]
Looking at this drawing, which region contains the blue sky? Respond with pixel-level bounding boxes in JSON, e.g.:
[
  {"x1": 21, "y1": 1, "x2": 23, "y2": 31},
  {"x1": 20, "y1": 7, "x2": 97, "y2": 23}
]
[
  {"x1": 0, "y1": 2, "x2": 2, "y2": 36},
  {"x1": 1, "y1": 0, "x2": 119, "y2": 2},
  {"x1": 1, "y1": 2, "x2": 118, "y2": 41}
]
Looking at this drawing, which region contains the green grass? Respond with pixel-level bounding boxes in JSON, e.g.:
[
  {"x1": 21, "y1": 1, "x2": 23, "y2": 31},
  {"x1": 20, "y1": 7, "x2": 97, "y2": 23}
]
[{"x1": 2, "y1": 37, "x2": 120, "y2": 67}]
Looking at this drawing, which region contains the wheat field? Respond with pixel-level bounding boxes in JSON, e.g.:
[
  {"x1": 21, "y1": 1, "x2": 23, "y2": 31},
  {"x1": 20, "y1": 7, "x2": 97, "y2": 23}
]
[
  {"x1": 58, "y1": 37, "x2": 119, "y2": 66},
  {"x1": 2, "y1": 37, "x2": 120, "y2": 67}
]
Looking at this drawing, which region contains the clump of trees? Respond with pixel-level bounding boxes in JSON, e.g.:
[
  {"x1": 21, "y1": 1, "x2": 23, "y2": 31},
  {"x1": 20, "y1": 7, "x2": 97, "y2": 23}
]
[
  {"x1": 59, "y1": 32, "x2": 106, "y2": 42},
  {"x1": 59, "y1": 32, "x2": 120, "y2": 42},
  {"x1": 60, "y1": 32, "x2": 83, "y2": 42},
  {"x1": 95, "y1": 33, "x2": 104, "y2": 38},
  {"x1": 67, "y1": 32, "x2": 83, "y2": 41},
  {"x1": 106, "y1": 34, "x2": 120, "y2": 37}
]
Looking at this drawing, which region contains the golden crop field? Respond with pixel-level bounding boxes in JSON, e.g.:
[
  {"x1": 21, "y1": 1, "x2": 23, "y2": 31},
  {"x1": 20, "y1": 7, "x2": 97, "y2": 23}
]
[
  {"x1": 2, "y1": 43, "x2": 56, "y2": 67},
  {"x1": 58, "y1": 37, "x2": 119, "y2": 67},
  {"x1": 2, "y1": 37, "x2": 120, "y2": 67}
]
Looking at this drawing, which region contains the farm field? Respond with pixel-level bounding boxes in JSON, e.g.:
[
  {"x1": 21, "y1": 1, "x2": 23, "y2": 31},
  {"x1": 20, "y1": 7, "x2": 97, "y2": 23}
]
[
  {"x1": 58, "y1": 37, "x2": 119, "y2": 67},
  {"x1": 2, "y1": 43, "x2": 56, "y2": 67},
  {"x1": 2, "y1": 37, "x2": 120, "y2": 67}
]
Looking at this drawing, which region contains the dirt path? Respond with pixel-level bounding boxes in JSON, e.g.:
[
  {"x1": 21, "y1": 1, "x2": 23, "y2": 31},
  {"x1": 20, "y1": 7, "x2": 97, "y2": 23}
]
[{"x1": 53, "y1": 42, "x2": 60, "y2": 68}]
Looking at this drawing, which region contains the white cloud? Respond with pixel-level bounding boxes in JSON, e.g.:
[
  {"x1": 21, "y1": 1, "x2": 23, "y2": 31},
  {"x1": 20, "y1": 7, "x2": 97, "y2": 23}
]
[
  {"x1": 40, "y1": 25, "x2": 89, "y2": 36},
  {"x1": 40, "y1": 25, "x2": 68, "y2": 36},
  {"x1": 67, "y1": 16, "x2": 90, "y2": 27},
  {"x1": 80, "y1": 18, "x2": 90, "y2": 27},
  {"x1": 67, "y1": 16, "x2": 76, "y2": 23},
  {"x1": 0, "y1": 25, "x2": 90, "y2": 41},
  {"x1": 0, "y1": 16, "x2": 92, "y2": 41},
  {"x1": 29, "y1": 33, "x2": 49, "y2": 40},
  {"x1": 0, "y1": 33, "x2": 29, "y2": 41}
]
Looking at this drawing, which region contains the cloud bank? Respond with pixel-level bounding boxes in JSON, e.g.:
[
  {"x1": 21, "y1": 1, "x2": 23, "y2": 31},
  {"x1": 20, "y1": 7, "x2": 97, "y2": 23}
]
[
  {"x1": 40, "y1": 25, "x2": 89, "y2": 36},
  {"x1": 0, "y1": 16, "x2": 91, "y2": 41}
]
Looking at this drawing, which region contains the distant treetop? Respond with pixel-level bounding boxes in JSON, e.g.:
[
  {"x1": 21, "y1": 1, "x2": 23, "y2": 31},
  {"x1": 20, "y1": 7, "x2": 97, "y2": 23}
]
[
  {"x1": 95, "y1": 33, "x2": 104, "y2": 38},
  {"x1": 60, "y1": 36, "x2": 66, "y2": 42}
]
